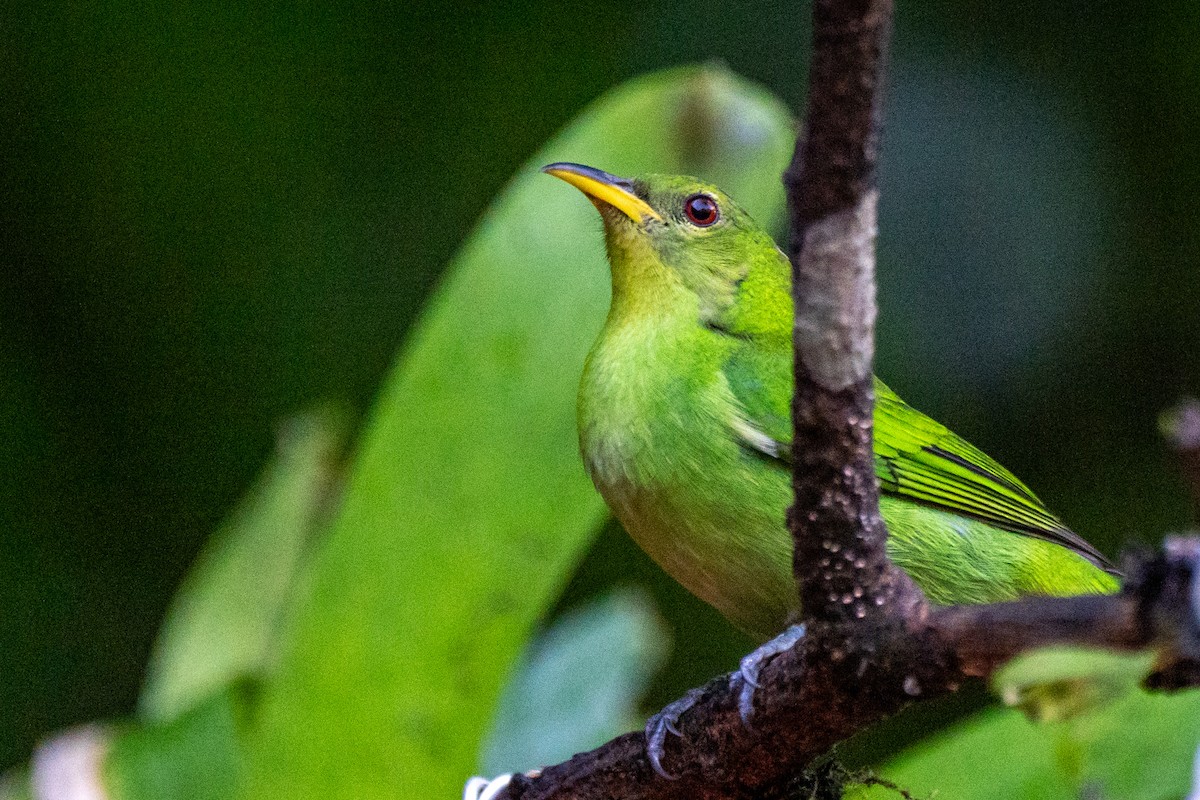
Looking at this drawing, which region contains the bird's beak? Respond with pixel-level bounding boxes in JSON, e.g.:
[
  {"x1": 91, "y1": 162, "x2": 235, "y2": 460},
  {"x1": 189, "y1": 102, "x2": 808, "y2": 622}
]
[{"x1": 542, "y1": 162, "x2": 662, "y2": 223}]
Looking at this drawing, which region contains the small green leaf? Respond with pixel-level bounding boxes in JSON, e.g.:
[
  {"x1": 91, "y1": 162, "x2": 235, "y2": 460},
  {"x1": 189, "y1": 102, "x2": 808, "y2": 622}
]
[
  {"x1": 139, "y1": 412, "x2": 343, "y2": 722},
  {"x1": 480, "y1": 589, "x2": 669, "y2": 775},
  {"x1": 992, "y1": 646, "x2": 1155, "y2": 723}
]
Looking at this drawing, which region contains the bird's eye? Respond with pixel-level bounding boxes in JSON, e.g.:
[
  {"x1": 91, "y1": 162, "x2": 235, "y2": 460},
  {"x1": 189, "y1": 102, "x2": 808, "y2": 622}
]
[{"x1": 683, "y1": 194, "x2": 719, "y2": 227}]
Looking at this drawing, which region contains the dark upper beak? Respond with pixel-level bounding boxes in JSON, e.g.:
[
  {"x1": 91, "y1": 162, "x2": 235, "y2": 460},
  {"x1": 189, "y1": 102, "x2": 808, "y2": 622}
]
[{"x1": 541, "y1": 162, "x2": 662, "y2": 223}]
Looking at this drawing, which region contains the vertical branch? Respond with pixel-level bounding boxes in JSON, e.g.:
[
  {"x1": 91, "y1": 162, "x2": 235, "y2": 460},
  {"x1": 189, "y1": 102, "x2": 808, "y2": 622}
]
[{"x1": 785, "y1": 0, "x2": 915, "y2": 625}]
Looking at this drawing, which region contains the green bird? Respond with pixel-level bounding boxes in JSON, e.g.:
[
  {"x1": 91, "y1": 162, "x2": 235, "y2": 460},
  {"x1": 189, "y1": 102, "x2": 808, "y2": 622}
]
[{"x1": 542, "y1": 162, "x2": 1119, "y2": 772}]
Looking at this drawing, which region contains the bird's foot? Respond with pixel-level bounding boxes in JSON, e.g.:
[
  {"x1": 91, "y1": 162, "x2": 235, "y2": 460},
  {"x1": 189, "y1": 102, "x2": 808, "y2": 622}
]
[
  {"x1": 643, "y1": 625, "x2": 806, "y2": 777},
  {"x1": 644, "y1": 686, "x2": 706, "y2": 779},
  {"x1": 730, "y1": 623, "x2": 807, "y2": 725},
  {"x1": 463, "y1": 774, "x2": 513, "y2": 800}
]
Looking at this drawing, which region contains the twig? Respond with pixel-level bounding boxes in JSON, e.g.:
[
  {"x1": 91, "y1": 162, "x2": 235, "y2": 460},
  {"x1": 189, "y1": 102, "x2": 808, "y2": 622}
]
[{"x1": 1162, "y1": 398, "x2": 1200, "y2": 525}]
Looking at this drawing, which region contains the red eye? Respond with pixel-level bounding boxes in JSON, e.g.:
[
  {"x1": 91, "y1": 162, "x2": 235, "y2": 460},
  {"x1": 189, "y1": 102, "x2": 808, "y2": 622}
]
[{"x1": 684, "y1": 194, "x2": 719, "y2": 227}]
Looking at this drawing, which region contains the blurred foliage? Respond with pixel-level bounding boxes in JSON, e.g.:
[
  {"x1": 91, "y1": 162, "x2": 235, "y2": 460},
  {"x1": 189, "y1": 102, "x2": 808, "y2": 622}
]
[
  {"x1": 3, "y1": 0, "x2": 1200, "y2": 797},
  {"x1": 139, "y1": 411, "x2": 343, "y2": 722},
  {"x1": 4, "y1": 68, "x2": 793, "y2": 799},
  {"x1": 851, "y1": 688, "x2": 1200, "y2": 800},
  {"x1": 105, "y1": 686, "x2": 251, "y2": 800},
  {"x1": 480, "y1": 589, "x2": 669, "y2": 777},
  {"x1": 990, "y1": 645, "x2": 1156, "y2": 722}
]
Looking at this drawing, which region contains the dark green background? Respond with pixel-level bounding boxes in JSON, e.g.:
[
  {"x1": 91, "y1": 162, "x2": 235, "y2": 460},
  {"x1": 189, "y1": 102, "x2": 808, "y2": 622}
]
[{"x1": 3, "y1": 0, "x2": 1197, "y2": 770}]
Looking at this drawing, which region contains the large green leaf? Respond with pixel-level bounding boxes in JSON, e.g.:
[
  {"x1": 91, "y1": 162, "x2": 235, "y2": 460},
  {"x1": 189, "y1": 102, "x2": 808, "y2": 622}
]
[{"x1": 238, "y1": 65, "x2": 795, "y2": 800}]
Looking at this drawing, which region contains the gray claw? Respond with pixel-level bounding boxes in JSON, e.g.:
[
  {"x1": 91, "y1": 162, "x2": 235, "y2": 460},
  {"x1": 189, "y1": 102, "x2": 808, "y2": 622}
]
[
  {"x1": 643, "y1": 625, "x2": 806, "y2": 776},
  {"x1": 731, "y1": 624, "x2": 807, "y2": 725},
  {"x1": 644, "y1": 687, "x2": 705, "y2": 779}
]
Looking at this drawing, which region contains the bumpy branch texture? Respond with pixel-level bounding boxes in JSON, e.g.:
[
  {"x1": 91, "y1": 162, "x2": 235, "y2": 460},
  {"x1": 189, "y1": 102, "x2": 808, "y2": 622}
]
[
  {"x1": 784, "y1": 0, "x2": 918, "y2": 628},
  {"x1": 496, "y1": 544, "x2": 1200, "y2": 800}
]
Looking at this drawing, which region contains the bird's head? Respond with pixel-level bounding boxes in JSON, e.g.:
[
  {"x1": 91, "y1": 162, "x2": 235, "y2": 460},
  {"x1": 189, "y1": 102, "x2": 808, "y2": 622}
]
[{"x1": 543, "y1": 162, "x2": 785, "y2": 329}]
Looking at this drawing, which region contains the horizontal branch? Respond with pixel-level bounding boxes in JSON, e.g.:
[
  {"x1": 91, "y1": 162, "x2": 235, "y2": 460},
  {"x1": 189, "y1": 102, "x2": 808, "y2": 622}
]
[
  {"x1": 500, "y1": 621, "x2": 954, "y2": 800},
  {"x1": 930, "y1": 595, "x2": 1144, "y2": 678},
  {"x1": 498, "y1": 539, "x2": 1200, "y2": 800}
]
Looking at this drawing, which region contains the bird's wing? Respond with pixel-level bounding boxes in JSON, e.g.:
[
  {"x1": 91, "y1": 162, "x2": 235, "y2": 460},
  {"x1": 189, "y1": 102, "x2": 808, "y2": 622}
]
[{"x1": 721, "y1": 348, "x2": 1118, "y2": 574}]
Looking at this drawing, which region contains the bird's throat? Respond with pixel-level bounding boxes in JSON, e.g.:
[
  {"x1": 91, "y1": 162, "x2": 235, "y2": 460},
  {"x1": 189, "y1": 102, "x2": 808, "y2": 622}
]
[{"x1": 602, "y1": 223, "x2": 684, "y2": 315}]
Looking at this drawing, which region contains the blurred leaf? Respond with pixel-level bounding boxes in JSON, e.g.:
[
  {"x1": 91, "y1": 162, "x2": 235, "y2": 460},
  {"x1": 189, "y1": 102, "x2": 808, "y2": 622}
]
[
  {"x1": 0, "y1": 688, "x2": 250, "y2": 800},
  {"x1": 238, "y1": 65, "x2": 795, "y2": 800},
  {"x1": 480, "y1": 589, "x2": 669, "y2": 775},
  {"x1": 852, "y1": 689, "x2": 1200, "y2": 800},
  {"x1": 992, "y1": 646, "x2": 1155, "y2": 723},
  {"x1": 104, "y1": 685, "x2": 252, "y2": 800},
  {"x1": 139, "y1": 412, "x2": 343, "y2": 722},
  {"x1": 0, "y1": 414, "x2": 341, "y2": 798}
]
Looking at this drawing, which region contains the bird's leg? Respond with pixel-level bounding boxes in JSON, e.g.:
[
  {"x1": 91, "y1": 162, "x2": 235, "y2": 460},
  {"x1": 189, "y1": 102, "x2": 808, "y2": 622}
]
[
  {"x1": 644, "y1": 686, "x2": 707, "y2": 779},
  {"x1": 730, "y1": 623, "x2": 807, "y2": 725}
]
